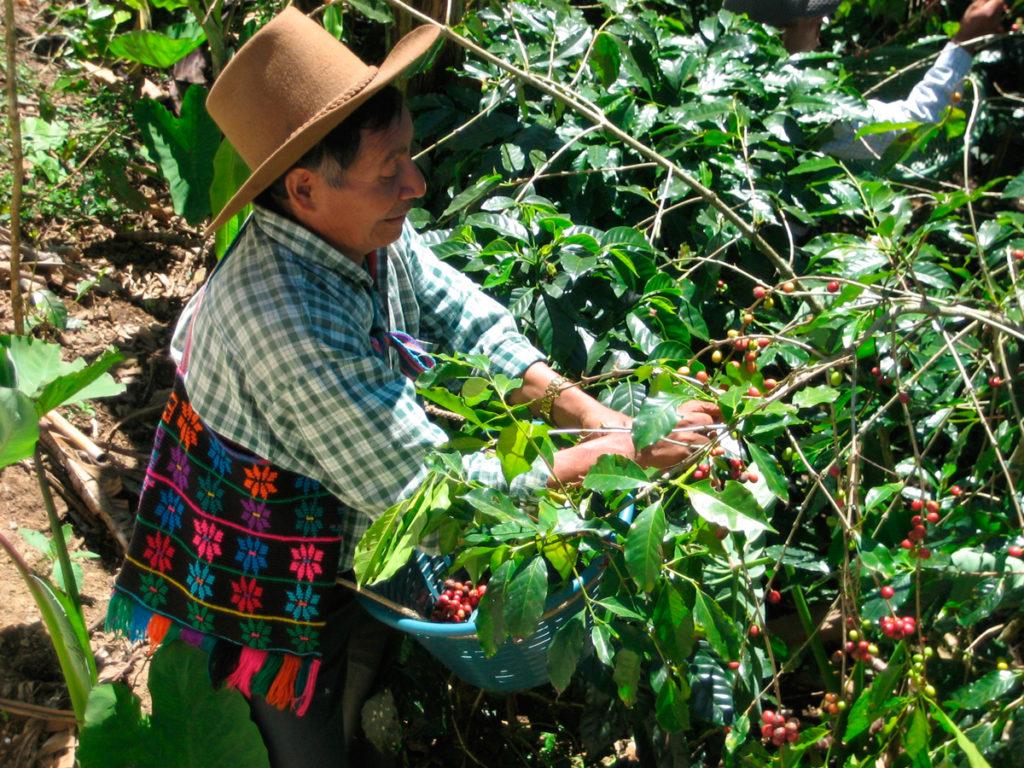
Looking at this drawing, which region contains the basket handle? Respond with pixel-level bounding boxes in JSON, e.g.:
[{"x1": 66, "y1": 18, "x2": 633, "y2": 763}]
[{"x1": 336, "y1": 576, "x2": 425, "y2": 620}]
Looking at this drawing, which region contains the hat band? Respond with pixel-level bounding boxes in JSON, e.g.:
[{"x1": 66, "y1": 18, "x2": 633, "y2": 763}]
[{"x1": 283, "y1": 66, "x2": 381, "y2": 150}]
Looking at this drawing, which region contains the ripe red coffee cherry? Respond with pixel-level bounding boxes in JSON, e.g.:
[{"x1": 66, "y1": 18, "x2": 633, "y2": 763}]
[
  {"x1": 753, "y1": 286, "x2": 768, "y2": 299},
  {"x1": 727, "y1": 660, "x2": 741, "y2": 670},
  {"x1": 917, "y1": 548, "x2": 932, "y2": 560},
  {"x1": 749, "y1": 624, "x2": 761, "y2": 637},
  {"x1": 925, "y1": 500, "x2": 939, "y2": 514},
  {"x1": 1012, "y1": 248, "x2": 1024, "y2": 261},
  {"x1": 900, "y1": 539, "x2": 914, "y2": 550},
  {"x1": 827, "y1": 280, "x2": 840, "y2": 293},
  {"x1": 881, "y1": 585, "x2": 895, "y2": 599},
  {"x1": 764, "y1": 378, "x2": 778, "y2": 390},
  {"x1": 926, "y1": 511, "x2": 940, "y2": 524},
  {"x1": 911, "y1": 499, "x2": 924, "y2": 512},
  {"x1": 782, "y1": 281, "x2": 796, "y2": 294},
  {"x1": 949, "y1": 485, "x2": 963, "y2": 497},
  {"x1": 767, "y1": 589, "x2": 782, "y2": 604},
  {"x1": 990, "y1": 376, "x2": 1004, "y2": 388},
  {"x1": 748, "y1": 385, "x2": 762, "y2": 397},
  {"x1": 898, "y1": 391, "x2": 910, "y2": 404},
  {"x1": 695, "y1": 370, "x2": 709, "y2": 384},
  {"x1": 1008, "y1": 545, "x2": 1023, "y2": 558}
]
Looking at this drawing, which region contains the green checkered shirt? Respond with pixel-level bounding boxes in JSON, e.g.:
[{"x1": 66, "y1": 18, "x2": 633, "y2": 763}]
[{"x1": 170, "y1": 206, "x2": 548, "y2": 571}]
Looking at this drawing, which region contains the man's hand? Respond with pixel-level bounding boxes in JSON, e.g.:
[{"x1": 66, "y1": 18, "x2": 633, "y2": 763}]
[
  {"x1": 954, "y1": 0, "x2": 1007, "y2": 44},
  {"x1": 634, "y1": 399, "x2": 723, "y2": 471}
]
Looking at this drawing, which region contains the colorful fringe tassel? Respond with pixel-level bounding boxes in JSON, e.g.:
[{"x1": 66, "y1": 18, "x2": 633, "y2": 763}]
[{"x1": 106, "y1": 589, "x2": 320, "y2": 715}]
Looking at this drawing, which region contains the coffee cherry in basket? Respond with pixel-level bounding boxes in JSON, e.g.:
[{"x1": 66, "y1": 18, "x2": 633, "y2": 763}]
[{"x1": 431, "y1": 578, "x2": 486, "y2": 623}]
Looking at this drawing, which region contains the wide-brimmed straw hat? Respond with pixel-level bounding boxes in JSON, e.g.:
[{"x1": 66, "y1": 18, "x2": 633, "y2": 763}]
[
  {"x1": 723, "y1": 0, "x2": 841, "y2": 27},
  {"x1": 205, "y1": 7, "x2": 440, "y2": 235}
]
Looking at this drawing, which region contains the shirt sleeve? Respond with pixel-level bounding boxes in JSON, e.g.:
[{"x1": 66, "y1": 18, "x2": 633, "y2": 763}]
[
  {"x1": 823, "y1": 43, "x2": 973, "y2": 161},
  {"x1": 396, "y1": 224, "x2": 545, "y2": 381},
  {"x1": 260, "y1": 322, "x2": 549, "y2": 524}
]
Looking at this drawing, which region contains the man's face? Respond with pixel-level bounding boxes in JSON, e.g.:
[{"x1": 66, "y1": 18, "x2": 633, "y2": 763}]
[
  {"x1": 290, "y1": 107, "x2": 426, "y2": 261},
  {"x1": 782, "y1": 15, "x2": 824, "y2": 54}
]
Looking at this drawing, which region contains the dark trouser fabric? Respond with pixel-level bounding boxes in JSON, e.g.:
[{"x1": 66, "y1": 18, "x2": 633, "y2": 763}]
[{"x1": 220, "y1": 581, "x2": 385, "y2": 768}]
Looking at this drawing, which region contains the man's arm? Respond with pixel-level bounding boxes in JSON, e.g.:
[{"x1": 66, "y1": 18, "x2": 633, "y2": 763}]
[{"x1": 823, "y1": 0, "x2": 1005, "y2": 161}]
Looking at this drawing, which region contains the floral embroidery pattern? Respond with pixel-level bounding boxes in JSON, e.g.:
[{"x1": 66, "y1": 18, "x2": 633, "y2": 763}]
[
  {"x1": 168, "y1": 445, "x2": 190, "y2": 488},
  {"x1": 286, "y1": 625, "x2": 320, "y2": 654},
  {"x1": 294, "y1": 475, "x2": 321, "y2": 494},
  {"x1": 243, "y1": 464, "x2": 278, "y2": 499},
  {"x1": 207, "y1": 439, "x2": 232, "y2": 475},
  {"x1": 294, "y1": 500, "x2": 323, "y2": 537},
  {"x1": 230, "y1": 577, "x2": 263, "y2": 614},
  {"x1": 187, "y1": 603, "x2": 211, "y2": 630},
  {"x1": 138, "y1": 573, "x2": 168, "y2": 609},
  {"x1": 197, "y1": 473, "x2": 224, "y2": 516},
  {"x1": 239, "y1": 618, "x2": 271, "y2": 649},
  {"x1": 235, "y1": 535, "x2": 269, "y2": 576},
  {"x1": 143, "y1": 532, "x2": 175, "y2": 573},
  {"x1": 284, "y1": 583, "x2": 321, "y2": 622},
  {"x1": 289, "y1": 543, "x2": 324, "y2": 582},
  {"x1": 192, "y1": 518, "x2": 224, "y2": 562},
  {"x1": 186, "y1": 561, "x2": 215, "y2": 600},
  {"x1": 176, "y1": 401, "x2": 203, "y2": 451},
  {"x1": 157, "y1": 489, "x2": 184, "y2": 532},
  {"x1": 241, "y1": 499, "x2": 272, "y2": 533},
  {"x1": 161, "y1": 392, "x2": 179, "y2": 424}
]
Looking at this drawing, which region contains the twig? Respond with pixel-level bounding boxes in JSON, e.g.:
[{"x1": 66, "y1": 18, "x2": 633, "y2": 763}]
[
  {"x1": 44, "y1": 412, "x2": 109, "y2": 463},
  {"x1": 0, "y1": 697, "x2": 76, "y2": 725}
]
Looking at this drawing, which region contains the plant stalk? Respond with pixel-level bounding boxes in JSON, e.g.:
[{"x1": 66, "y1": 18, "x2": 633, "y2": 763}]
[
  {"x1": 34, "y1": 445, "x2": 81, "y2": 612},
  {"x1": 4, "y1": 0, "x2": 26, "y2": 334},
  {"x1": 787, "y1": 572, "x2": 839, "y2": 691}
]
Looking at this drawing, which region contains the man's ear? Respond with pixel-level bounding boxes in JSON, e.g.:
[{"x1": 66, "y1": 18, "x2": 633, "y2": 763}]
[{"x1": 283, "y1": 167, "x2": 318, "y2": 214}]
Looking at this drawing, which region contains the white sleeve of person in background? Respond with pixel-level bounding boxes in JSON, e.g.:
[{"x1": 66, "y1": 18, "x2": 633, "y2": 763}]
[{"x1": 823, "y1": 42, "x2": 973, "y2": 161}]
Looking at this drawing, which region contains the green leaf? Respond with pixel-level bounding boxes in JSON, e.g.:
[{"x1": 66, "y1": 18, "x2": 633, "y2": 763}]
[
  {"x1": 496, "y1": 422, "x2": 539, "y2": 484},
  {"x1": 745, "y1": 442, "x2": 788, "y2": 503},
  {"x1": 613, "y1": 649, "x2": 641, "y2": 707},
  {"x1": 0, "y1": 388, "x2": 39, "y2": 468},
  {"x1": 441, "y1": 174, "x2": 501, "y2": 220},
  {"x1": 693, "y1": 592, "x2": 740, "y2": 663},
  {"x1": 865, "y1": 482, "x2": 904, "y2": 513},
  {"x1": 35, "y1": 348, "x2": 124, "y2": 416},
  {"x1": 633, "y1": 392, "x2": 684, "y2": 451},
  {"x1": 79, "y1": 641, "x2": 271, "y2": 767},
  {"x1": 347, "y1": 0, "x2": 393, "y2": 23},
  {"x1": 845, "y1": 642, "x2": 907, "y2": 741},
  {"x1": 1004, "y1": 172, "x2": 1024, "y2": 199},
  {"x1": 655, "y1": 675, "x2": 690, "y2": 733},
  {"x1": 108, "y1": 29, "x2": 205, "y2": 68},
  {"x1": 624, "y1": 501, "x2": 666, "y2": 592},
  {"x1": 210, "y1": 138, "x2": 252, "y2": 259},
  {"x1": 686, "y1": 481, "x2": 774, "y2": 535},
  {"x1": 134, "y1": 86, "x2": 221, "y2": 225},
  {"x1": 476, "y1": 559, "x2": 515, "y2": 656},
  {"x1": 948, "y1": 670, "x2": 1021, "y2": 711},
  {"x1": 547, "y1": 612, "x2": 587, "y2": 693},
  {"x1": 582, "y1": 453, "x2": 649, "y2": 492},
  {"x1": 788, "y1": 156, "x2": 840, "y2": 175},
  {"x1": 928, "y1": 702, "x2": 993, "y2": 768},
  {"x1": 462, "y1": 487, "x2": 536, "y2": 526},
  {"x1": 792, "y1": 385, "x2": 840, "y2": 409},
  {"x1": 905, "y1": 706, "x2": 932, "y2": 768},
  {"x1": 653, "y1": 583, "x2": 695, "y2": 663},
  {"x1": 504, "y1": 557, "x2": 548, "y2": 640}
]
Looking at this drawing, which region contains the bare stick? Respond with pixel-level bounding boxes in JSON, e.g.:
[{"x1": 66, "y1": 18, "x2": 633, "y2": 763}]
[{"x1": 4, "y1": 0, "x2": 26, "y2": 333}]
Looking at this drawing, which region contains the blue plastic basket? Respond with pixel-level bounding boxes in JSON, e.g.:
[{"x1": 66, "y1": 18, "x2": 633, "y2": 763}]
[{"x1": 357, "y1": 504, "x2": 634, "y2": 692}]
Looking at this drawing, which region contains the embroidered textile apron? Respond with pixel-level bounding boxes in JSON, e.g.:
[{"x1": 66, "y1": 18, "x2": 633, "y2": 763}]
[{"x1": 107, "y1": 247, "x2": 433, "y2": 715}]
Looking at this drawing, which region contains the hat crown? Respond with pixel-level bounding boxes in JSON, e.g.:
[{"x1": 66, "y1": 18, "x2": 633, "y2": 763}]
[{"x1": 207, "y1": 7, "x2": 375, "y2": 171}]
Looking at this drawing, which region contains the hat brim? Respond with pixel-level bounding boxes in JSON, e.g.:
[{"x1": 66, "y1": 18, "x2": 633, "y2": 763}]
[{"x1": 205, "y1": 24, "x2": 441, "y2": 237}]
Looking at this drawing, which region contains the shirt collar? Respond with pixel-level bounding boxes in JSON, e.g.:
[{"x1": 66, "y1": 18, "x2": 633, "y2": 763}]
[{"x1": 251, "y1": 204, "x2": 374, "y2": 289}]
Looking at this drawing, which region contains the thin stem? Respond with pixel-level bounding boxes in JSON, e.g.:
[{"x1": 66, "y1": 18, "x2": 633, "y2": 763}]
[{"x1": 4, "y1": 0, "x2": 26, "y2": 334}]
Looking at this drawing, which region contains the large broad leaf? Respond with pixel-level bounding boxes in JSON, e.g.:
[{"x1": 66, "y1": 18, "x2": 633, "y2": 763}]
[
  {"x1": 693, "y1": 592, "x2": 741, "y2": 663},
  {"x1": 686, "y1": 481, "x2": 774, "y2": 535},
  {"x1": 134, "y1": 85, "x2": 221, "y2": 225},
  {"x1": 78, "y1": 641, "x2": 270, "y2": 767},
  {"x1": 613, "y1": 649, "x2": 641, "y2": 707},
  {"x1": 503, "y1": 557, "x2": 548, "y2": 640},
  {"x1": 347, "y1": 0, "x2": 394, "y2": 23},
  {"x1": 655, "y1": 675, "x2": 690, "y2": 733},
  {"x1": 462, "y1": 487, "x2": 536, "y2": 526},
  {"x1": 0, "y1": 336, "x2": 123, "y2": 414},
  {"x1": 210, "y1": 138, "x2": 252, "y2": 259},
  {"x1": 624, "y1": 501, "x2": 666, "y2": 592},
  {"x1": 745, "y1": 442, "x2": 789, "y2": 503},
  {"x1": 108, "y1": 29, "x2": 205, "y2": 68},
  {"x1": 582, "y1": 453, "x2": 649, "y2": 492},
  {"x1": 0, "y1": 388, "x2": 39, "y2": 468},
  {"x1": 547, "y1": 612, "x2": 587, "y2": 693},
  {"x1": 845, "y1": 642, "x2": 907, "y2": 741}
]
